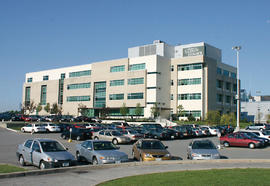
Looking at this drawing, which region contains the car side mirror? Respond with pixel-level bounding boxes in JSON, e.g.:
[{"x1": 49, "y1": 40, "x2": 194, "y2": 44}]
[
  {"x1": 87, "y1": 147, "x2": 92, "y2": 151},
  {"x1": 165, "y1": 146, "x2": 168, "y2": 149}
]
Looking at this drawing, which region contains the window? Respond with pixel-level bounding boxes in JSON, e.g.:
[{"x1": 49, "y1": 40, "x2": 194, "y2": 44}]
[
  {"x1": 67, "y1": 96, "x2": 90, "y2": 102},
  {"x1": 231, "y1": 72, "x2": 236, "y2": 79},
  {"x1": 129, "y1": 63, "x2": 145, "y2": 71},
  {"x1": 171, "y1": 94, "x2": 173, "y2": 100},
  {"x1": 43, "y1": 75, "x2": 49, "y2": 81},
  {"x1": 217, "y1": 94, "x2": 223, "y2": 103},
  {"x1": 177, "y1": 63, "x2": 202, "y2": 71},
  {"x1": 69, "y1": 70, "x2": 91, "y2": 78},
  {"x1": 110, "y1": 79, "x2": 124, "y2": 86},
  {"x1": 147, "y1": 72, "x2": 161, "y2": 74},
  {"x1": 110, "y1": 65, "x2": 125, "y2": 72},
  {"x1": 181, "y1": 110, "x2": 201, "y2": 117},
  {"x1": 226, "y1": 82, "x2": 231, "y2": 91},
  {"x1": 217, "y1": 68, "x2": 222, "y2": 75},
  {"x1": 226, "y1": 96, "x2": 231, "y2": 104},
  {"x1": 223, "y1": 70, "x2": 229, "y2": 77},
  {"x1": 233, "y1": 84, "x2": 237, "y2": 92},
  {"x1": 40, "y1": 85, "x2": 47, "y2": 105},
  {"x1": 171, "y1": 65, "x2": 174, "y2": 71},
  {"x1": 171, "y1": 80, "x2": 174, "y2": 86},
  {"x1": 178, "y1": 78, "x2": 201, "y2": 86},
  {"x1": 27, "y1": 77, "x2": 32, "y2": 83},
  {"x1": 178, "y1": 93, "x2": 201, "y2": 100},
  {"x1": 216, "y1": 80, "x2": 223, "y2": 89},
  {"x1": 24, "y1": 140, "x2": 33, "y2": 148},
  {"x1": 128, "y1": 93, "x2": 144, "y2": 99},
  {"x1": 60, "y1": 73, "x2": 65, "y2": 79},
  {"x1": 109, "y1": 94, "x2": 124, "y2": 100},
  {"x1": 32, "y1": 141, "x2": 40, "y2": 152},
  {"x1": 128, "y1": 77, "x2": 144, "y2": 85},
  {"x1": 147, "y1": 87, "x2": 158, "y2": 89},
  {"x1": 67, "y1": 83, "x2": 91, "y2": 89},
  {"x1": 25, "y1": 87, "x2": 31, "y2": 106}
]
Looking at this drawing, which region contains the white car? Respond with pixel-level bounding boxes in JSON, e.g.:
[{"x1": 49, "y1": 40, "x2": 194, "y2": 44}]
[
  {"x1": 21, "y1": 124, "x2": 46, "y2": 133},
  {"x1": 42, "y1": 123, "x2": 61, "y2": 132},
  {"x1": 242, "y1": 130, "x2": 270, "y2": 140},
  {"x1": 201, "y1": 126, "x2": 219, "y2": 136}
]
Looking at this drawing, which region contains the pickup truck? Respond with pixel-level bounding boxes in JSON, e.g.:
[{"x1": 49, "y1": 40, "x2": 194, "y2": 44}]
[{"x1": 16, "y1": 138, "x2": 76, "y2": 169}]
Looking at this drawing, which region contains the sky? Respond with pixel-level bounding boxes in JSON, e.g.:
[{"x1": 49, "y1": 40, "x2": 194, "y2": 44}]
[{"x1": 0, "y1": 0, "x2": 270, "y2": 112}]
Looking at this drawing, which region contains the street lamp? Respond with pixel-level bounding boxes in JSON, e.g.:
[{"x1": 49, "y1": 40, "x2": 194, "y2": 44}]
[{"x1": 232, "y1": 46, "x2": 241, "y2": 131}]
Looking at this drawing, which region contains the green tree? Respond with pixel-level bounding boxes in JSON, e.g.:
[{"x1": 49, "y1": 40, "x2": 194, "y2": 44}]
[
  {"x1": 150, "y1": 103, "x2": 159, "y2": 118},
  {"x1": 120, "y1": 103, "x2": 128, "y2": 117},
  {"x1": 25, "y1": 100, "x2": 36, "y2": 115},
  {"x1": 267, "y1": 114, "x2": 270, "y2": 124},
  {"x1": 134, "y1": 103, "x2": 143, "y2": 117},
  {"x1": 100, "y1": 107, "x2": 110, "y2": 118},
  {"x1": 177, "y1": 104, "x2": 184, "y2": 117},
  {"x1": 44, "y1": 103, "x2": 51, "y2": 114},
  {"x1": 188, "y1": 114, "x2": 196, "y2": 121},
  {"x1": 78, "y1": 103, "x2": 87, "y2": 116},
  {"x1": 220, "y1": 113, "x2": 236, "y2": 126},
  {"x1": 51, "y1": 103, "x2": 59, "y2": 115},
  {"x1": 36, "y1": 103, "x2": 42, "y2": 115},
  {"x1": 206, "y1": 110, "x2": 221, "y2": 124}
]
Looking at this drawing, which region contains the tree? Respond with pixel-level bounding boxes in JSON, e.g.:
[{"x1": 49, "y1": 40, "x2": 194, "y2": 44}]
[
  {"x1": 267, "y1": 114, "x2": 270, "y2": 124},
  {"x1": 206, "y1": 110, "x2": 221, "y2": 124},
  {"x1": 24, "y1": 100, "x2": 36, "y2": 115},
  {"x1": 57, "y1": 105, "x2": 63, "y2": 115},
  {"x1": 134, "y1": 103, "x2": 143, "y2": 117},
  {"x1": 78, "y1": 103, "x2": 87, "y2": 116},
  {"x1": 44, "y1": 103, "x2": 51, "y2": 114},
  {"x1": 220, "y1": 113, "x2": 236, "y2": 126},
  {"x1": 36, "y1": 103, "x2": 42, "y2": 115},
  {"x1": 150, "y1": 103, "x2": 159, "y2": 118},
  {"x1": 120, "y1": 103, "x2": 128, "y2": 117},
  {"x1": 100, "y1": 106, "x2": 110, "y2": 118},
  {"x1": 177, "y1": 104, "x2": 184, "y2": 117},
  {"x1": 51, "y1": 103, "x2": 59, "y2": 115},
  {"x1": 188, "y1": 114, "x2": 196, "y2": 121}
]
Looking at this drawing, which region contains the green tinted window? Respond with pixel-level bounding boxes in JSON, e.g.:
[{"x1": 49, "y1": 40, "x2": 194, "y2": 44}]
[
  {"x1": 109, "y1": 94, "x2": 124, "y2": 100},
  {"x1": 178, "y1": 93, "x2": 201, "y2": 100},
  {"x1": 110, "y1": 65, "x2": 125, "y2": 72},
  {"x1": 67, "y1": 83, "x2": 91, "y2": 89},
  {"x1": 67, "y1": 96, "x2": 90, "y2": 102},
  {"x1": 69, "y1": 70, "x2": 91, "y2": 78},
  {"x1": 128, "y1": 77, "x2": 144, "y2": 85},
  {"x1": 27, "y1": 78, "x2": 32, "y2": 82},
  {"x1": 127, "y1": 93, "x2": 144, "y2": 99},
  {"x1": 177, "y1": 63, "x2": 202, "y2": 71},
  {"x1": 110, "y1": 79, "x2": 124, "y2": 86},
  {"x1": 40, "y1": 85, "x2": 47, "y2": 105},
  {"x1": 129, "y1": 63, "x2": 145, "y2": 71},
  {"x1": 178, "y1": 78, "x2": 201, "y2": 86}
]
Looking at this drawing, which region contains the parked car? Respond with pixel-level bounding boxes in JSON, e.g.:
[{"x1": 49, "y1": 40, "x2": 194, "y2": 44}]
[
  {"x1": 42, "y1": 123, "x2": 61, "y2": 133},
  {"x1": 132, "y1": 139, "x2": 172, "y2": 161},
  {"x1": 21, "y1": 124, "x2": 46, "y2": 133},
  {"x1": 171, "y1": 126, "x2": 193, "y2": 138},
  {"x1": 187, "y1": 139, "x2": 221, "y2": 160},
  {"x1": 111, "y1": 122, "x2": 130, "y2": 129},
  {"x1": 118, "y1": 129, "x2": 144, "y2": 141},
  {"x1": 61, "y1": 127, "x2": 92, "y2": 141},
  {"x1": 220, "y1": 132, "x2": 265, "y2": 149},
  {"x1": 140, "y1": 123, "x2": 163, "y2": 130},
  {"x1": 72, "y1": 116, "x2": 94, "y2": 122},
  {"x1": 200, "y1": 126, "x2": 219, "y2": 136},
  {"x1": 144, "y1": 128, "x2": 175, "y2": 140},
  {"x1": 237, "y1": 131, "x2": 269, "y2": 146},
  {"x1": 246, "y1": 124, "x2": 270, "y2": 131},
  {"x1": 199, "y1": 127, "x2": 211, "y2": 136},
  {"x1": 191, "y1": 128, "x2": 203, "y2": 137},
  {"x1": 75, "y1": 140, "x2": 128, "y2": 164},
  {"x1": 60, "y1": 115, "x2": 74, "y2": 122},
  {"x1": 16, "y1": 138, "x2": 76, "y2": 169},
  {"x1": 58, "y1": 123, "x2": 72, "y2": 132},
  {"x1": 93, "y1": 130, "x2": 131, "y2": 145}
]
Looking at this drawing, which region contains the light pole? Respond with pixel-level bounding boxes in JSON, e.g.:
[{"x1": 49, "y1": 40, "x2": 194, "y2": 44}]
[{"x1": 232, "y1": 46, "x2": 241, "y2": 131}]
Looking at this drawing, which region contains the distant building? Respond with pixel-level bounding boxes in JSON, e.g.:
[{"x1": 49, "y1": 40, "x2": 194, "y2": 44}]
[
  {"x1": 241, "y1": 95, "x2": 270, "y2": 123},
  {"x1": 22, "y1": 40, "x2": 237, "y2": 119}
]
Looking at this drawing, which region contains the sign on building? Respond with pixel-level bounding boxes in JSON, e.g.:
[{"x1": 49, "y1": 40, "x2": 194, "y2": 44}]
[{"x1": 183, "y1": 46, "x2": 205, "y2": 57}]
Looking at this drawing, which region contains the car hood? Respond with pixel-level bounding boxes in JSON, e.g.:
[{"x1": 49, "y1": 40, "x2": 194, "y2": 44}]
[
  {"x1": 141, "y1": 149, "x2": 169, "y2": 155},
  {"x1": 96, "y1": 150, "x2": 127, "y2": 157},
  {"x1": 45, "y1": 151, "x2": 75, "y2": 160},
  {"x1": 191, "y1": 149, "x2": 219, "y2": 155}
]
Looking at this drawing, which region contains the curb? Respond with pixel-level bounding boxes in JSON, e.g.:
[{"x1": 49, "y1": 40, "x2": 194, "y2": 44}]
[{"x1": 1, "y1": 159, "x2": 270, "y2": 179}]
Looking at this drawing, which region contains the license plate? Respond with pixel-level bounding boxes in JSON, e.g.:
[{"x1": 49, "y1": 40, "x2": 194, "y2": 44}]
[
  {"x1": 155, "y1": 158, "x2": 162, "y2": 161},
  {"x1": 62, "y1": 162, "x2": 70, "y2": 167},
  {"x1": 115, "y1": 160, "x2": 121, "y2": 164}
]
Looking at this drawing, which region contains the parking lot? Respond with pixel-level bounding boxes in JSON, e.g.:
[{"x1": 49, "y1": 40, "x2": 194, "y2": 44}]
[{"x1": 1, "y1": 126, "x2": 270, "y2": 170}]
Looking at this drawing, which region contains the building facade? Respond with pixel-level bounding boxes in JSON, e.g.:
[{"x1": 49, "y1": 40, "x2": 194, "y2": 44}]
[{"x1": 22, "y1": 40, "x2": 237, "y2": 119}]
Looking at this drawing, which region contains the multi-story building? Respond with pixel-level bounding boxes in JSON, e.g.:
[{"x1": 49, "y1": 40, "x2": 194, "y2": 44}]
[{"x1": 22, "y1": 40, "x2": 237, "y2": 119}]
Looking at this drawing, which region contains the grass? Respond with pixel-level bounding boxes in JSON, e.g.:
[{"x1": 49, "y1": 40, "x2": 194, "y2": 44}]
[
  {"x1": 8, "y1": 126, "x2": 22, "y2": 131},
  {"x1": 0, "y1": 164, "x2": 26, "y2": 174},
  {"x1": 98, "y1": 168, "x2": 270, "y2": 186}
]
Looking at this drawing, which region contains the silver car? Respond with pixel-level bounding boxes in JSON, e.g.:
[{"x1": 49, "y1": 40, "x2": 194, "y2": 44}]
[
  {"x1": 93, "y1": 130, "x2": 131, "y2": 144},
  {"x1": 75, "y1": 140, "x2": 128, "y2": 165},
  {"x1": 16, "y1": 138, "x2": 76, "y2": 169},
  {"x1": 187, "y1": 139, "x2": 220, "y2": 160}
]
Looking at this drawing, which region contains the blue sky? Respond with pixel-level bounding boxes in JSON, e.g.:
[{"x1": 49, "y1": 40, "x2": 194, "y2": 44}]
[{"x1": 0, "y1": 0, "x2": 269, "y2": 112}]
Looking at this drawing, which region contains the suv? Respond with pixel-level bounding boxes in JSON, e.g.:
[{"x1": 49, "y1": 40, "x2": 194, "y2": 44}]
[{"x1": 246, "y1": 124, "x2": 270, "y2": 131}]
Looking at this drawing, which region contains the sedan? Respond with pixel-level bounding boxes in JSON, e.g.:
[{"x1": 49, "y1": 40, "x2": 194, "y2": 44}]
[
  {"x1": 42, "y1": 123, "x2": 61, "y2": 132},
  {"x1": 93, "y1": 130, "x2": 131, "y2": 145},
  {"x1": 187, "y1": 139, "x2": 220, "y2": 160},
  {"x1": 75, "y1": 140, "x2": 128, "y2": 165},
  {"x1": 21, "y1": 124, "x2": 46, "y2": 133},
  {"x1": 16, "y1": 138, "x2": 76, "y2": 169},
  {"x1": 132, "y1": 139, "x2": 172, "y2": 161}
]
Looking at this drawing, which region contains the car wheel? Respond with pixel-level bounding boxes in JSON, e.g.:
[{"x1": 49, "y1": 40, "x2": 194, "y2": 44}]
[
  {"x1": 19, "y1": 155, "x2": 25, "y2": 166},
  {"x1": 21, "y1": 128, "x2": 25, "y2": 133},
  {"x1": 112, "y1": 139, "x2": 118, "y2": 145},
  {"x1": 92, "y1": 157, "x2": 98, "y2": 165},
  {"x1": 39, "y1": 161, "x2": 47, "y2": 170},
  {"x1": 223, "y1": 141, "x2": 230, "y2": 147},
  {"x1": 260, "y1": 129, "x2": 264, "y2": 132},
  {"x1": 249, "y1": 143, "x2": 255, "y2": 149},
  {"x1": 76, "y1": 136, "x2": 81, "y2": 141},
  {"x1": 46, "y1": 129, "x2": 50, "y2": 133},
  {"x1": 76, "y1": 151, "x2": 81, "y2": 162},
  {"x1": 94, "y1": 136, "x2": 99, "y2": 140}
]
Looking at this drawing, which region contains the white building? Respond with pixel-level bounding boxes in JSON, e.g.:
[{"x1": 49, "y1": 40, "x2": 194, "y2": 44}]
[{"x1": 23, "y1": 40, "x2": 237, "y2": 119}]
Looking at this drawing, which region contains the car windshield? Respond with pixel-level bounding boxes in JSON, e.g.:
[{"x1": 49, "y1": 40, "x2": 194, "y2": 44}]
[
  {"x1": 40, "y1": 141, "x2": 66, "y2": 152},
  {"x1": 192, "y1": 141, "x2": 216, "y2": 149},
  {"x1": 263, "y1": 131, "x2": 270, "y2": 135},
  {"x1": 35, "y1": 124, "x2": 43, "y2": 127},
  {"x1": 128, "y1": 130, "x2": 138, "y2": 134},
  {"x1": 141, "y1": 141, "x2": 165, "y2": 149},
  {"x1": 245, "y1": 132, "x2": 258, "y2": 137},
  {"x1": 93, "y1": 141, "x2": 117, "y2": 150},
  {"x1": 111, "y1": 131, "x2": 122, "y2": 136}
]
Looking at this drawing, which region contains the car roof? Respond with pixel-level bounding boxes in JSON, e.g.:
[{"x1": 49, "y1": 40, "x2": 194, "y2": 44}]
[
  {"x1": 31, "y1": 138, "x2": 58, "y2": 142},
  {"x1": 138, "y1": 139, "x2": 160, "y2": 142},
  {"x1": 84, "y1": 140, "x2": 112, "y2": 143}
]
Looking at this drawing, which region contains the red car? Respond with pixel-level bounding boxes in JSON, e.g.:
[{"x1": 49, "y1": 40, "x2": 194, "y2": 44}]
[{"x1": 220, "y1": 132, "x2": 264, "y2": 149}]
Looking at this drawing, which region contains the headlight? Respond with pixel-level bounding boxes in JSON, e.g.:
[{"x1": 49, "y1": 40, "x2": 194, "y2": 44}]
[
  {"x1": 164, "y1": 154, "x2": 171, "y2": 157},
  {"x1": 191, "y1": 153, "x2": 201, "y2": 157},
  {"x1": 47, "y1": 157, "x2": 53, "y2": 162},
  {"x1": 144, "y1": 153, "x2": 152, "y2": 158}
]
